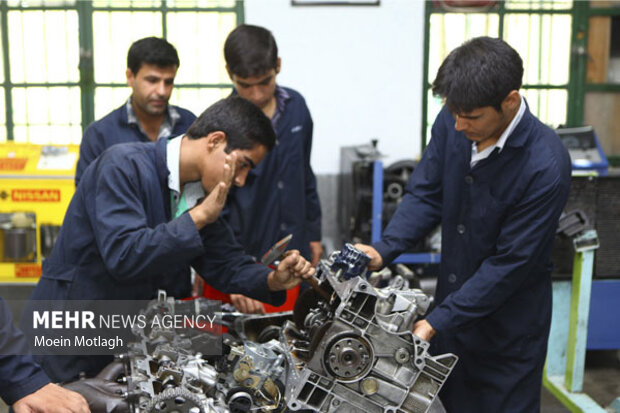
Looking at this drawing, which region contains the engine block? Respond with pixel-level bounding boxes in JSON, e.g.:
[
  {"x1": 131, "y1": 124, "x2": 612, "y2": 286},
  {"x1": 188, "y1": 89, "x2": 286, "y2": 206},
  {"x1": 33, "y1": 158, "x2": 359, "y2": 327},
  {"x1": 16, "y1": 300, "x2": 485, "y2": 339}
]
[{"x1": 65, "y1": 245, "x2": 457, "y2": 413}]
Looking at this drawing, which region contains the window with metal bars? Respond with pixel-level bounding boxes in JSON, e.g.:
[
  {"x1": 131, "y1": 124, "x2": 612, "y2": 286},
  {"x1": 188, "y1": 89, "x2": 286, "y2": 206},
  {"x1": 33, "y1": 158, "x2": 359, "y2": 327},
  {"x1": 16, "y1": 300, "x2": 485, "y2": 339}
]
[
  {"x1": 422, "y1": 0, "x2": 573, "y2": 149},
  {"x1": 0, "y1": 0, "x2": 243, "y2": 144}
]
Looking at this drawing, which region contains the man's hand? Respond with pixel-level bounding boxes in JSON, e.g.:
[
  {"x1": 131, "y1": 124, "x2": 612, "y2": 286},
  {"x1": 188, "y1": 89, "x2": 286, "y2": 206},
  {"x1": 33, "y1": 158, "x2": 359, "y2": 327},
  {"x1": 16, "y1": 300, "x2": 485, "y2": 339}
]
[
  {"x1": 230, "y1": 294, "x2": 265, "y2": 314},
  {"x1": 309, "y1": 241, "x2": 323, "y2": 266},
  {"x1": 413, "y1": 319, "x2": 436, "y2": 342},
  {"x1": 13, "y1": 383, "x2": 90, "y2": 413},
  {"x1": 189, "y1": 153, "x2": 237, "y2": 229},
  {"x1": 353, "y1": 244, "x2": 383, "y2": 270},
  {"x1": 192, "y1": 275, "x2": 205, "y2": 297},
  {"x1": 267, "y1": 250, "x2": 315, "y2": 291}
]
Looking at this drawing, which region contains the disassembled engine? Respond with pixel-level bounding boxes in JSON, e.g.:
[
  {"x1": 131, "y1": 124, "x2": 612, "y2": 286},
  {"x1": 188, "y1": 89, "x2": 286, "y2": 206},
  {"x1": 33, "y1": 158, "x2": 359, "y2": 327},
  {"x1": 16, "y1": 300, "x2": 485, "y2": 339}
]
[{"x1": 65, "y1": 245, "x2": 457, "y2": 413}]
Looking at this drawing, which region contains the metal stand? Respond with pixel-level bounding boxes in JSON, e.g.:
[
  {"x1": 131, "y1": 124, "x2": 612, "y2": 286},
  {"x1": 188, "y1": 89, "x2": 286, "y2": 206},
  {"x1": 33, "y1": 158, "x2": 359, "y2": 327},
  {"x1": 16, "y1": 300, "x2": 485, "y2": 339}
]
[
  {"x1": 544, "y1": 230, "x2": 620, "y2": 412},
  {"x1": 371, "y1": 160, "x2": 440, "y2": 264}
]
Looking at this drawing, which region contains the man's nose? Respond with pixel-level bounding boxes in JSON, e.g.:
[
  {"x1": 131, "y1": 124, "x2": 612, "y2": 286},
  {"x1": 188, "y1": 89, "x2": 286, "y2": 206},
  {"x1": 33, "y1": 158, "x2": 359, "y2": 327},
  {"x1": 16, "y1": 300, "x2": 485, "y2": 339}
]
[
  {"x1": 156, "y1": 81, "x2": 167, "y2": 96},
  {"x1": 454, "y1": 115, "x2": 467, "y2": 131},
  {"x1": 248, "y1": 86, "x2": 265, "y2": 103},
  {"x1": 234, "y1": 169, "x2": 249, "y2": 187}
]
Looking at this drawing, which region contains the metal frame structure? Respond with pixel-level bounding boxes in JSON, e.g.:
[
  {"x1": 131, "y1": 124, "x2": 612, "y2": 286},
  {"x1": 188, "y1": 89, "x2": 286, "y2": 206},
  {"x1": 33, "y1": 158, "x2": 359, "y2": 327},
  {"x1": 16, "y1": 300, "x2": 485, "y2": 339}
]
[
  {"x1": 544, "y1": 230, "x2": 620, "y2": 412},
  {"x1": 370, "y1": 159, "x2": 441, "y2": 265}
]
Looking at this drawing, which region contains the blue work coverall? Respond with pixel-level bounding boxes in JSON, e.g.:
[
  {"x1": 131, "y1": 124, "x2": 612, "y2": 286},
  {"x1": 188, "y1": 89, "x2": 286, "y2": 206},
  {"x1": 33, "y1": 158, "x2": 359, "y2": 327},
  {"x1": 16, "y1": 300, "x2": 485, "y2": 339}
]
[
  {"x1": 75, "y1": 103, "x2": 196, "y2": 185},
  {"x1": 0, "y1": 298, "x2": 50, "y2": 405},
  {"x1": 226, "y1": 87, "x2": 321, "y2": 261},
  {"x1": 374, "y1": 105, "x2": 571, "y2": 412},
  {"x1": 24, "y1": 138, "x2": 284, "y2": 382}
]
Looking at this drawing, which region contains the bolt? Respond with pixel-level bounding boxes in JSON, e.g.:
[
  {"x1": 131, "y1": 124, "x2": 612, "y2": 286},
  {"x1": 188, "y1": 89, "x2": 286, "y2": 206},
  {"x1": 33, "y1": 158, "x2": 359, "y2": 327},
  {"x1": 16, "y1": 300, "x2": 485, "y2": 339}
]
[{"x1": 361, "y1": 378, "x2": 378, "y2": 395}]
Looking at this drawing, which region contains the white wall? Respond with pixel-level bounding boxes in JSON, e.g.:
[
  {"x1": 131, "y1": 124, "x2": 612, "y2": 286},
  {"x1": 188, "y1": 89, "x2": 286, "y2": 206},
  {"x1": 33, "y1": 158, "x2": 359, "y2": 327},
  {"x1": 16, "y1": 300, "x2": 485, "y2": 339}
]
[{"x1": 245, "y1": 0, "x2": 426, "y2": 174}]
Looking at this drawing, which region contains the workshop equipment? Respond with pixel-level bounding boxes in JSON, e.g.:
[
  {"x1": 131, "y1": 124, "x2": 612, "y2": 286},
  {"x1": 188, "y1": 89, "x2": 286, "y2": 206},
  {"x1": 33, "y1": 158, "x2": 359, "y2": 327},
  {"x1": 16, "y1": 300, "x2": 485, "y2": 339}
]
[
  {"x1": 556, "y1": 126, "x2": 609, "y2": 176},
  {"x1": 338, "y1": 142, "x2": 439, "y2": 265},
  {"x1": 545, "y1": 229, "x2": 615, "y2": 412},
  {"x1": 0, "y1": 143, "x2": 78, "y2": 283},
  {"x1": 338, "y1": 140, "x2": 382, "y2": 245},
  {"x1": 261, "y1": 233, "x2": 330, "y2": 300},
  {"x1": 62, "y1": 244, "x2": 457, "y2": 412},
  {"x1": 370, "y1": 159, "x2": 441, "y2": 265},
  {"x1": 260, "y1": 233, "x2": 293, "y2": 269},
  {"x1": 545, "y1": 220, "x2": 620, "y2": 412}
]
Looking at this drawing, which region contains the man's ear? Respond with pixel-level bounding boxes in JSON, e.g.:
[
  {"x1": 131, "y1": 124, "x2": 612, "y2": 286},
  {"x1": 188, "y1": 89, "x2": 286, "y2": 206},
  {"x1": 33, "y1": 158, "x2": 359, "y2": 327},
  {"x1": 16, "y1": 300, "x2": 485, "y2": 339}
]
[
  {"x1": 225, "y1": 65, "x2": 234, "y2": 81},
  {"x1": 205, "y1": 131, "x2": 227, "y2": 152},
  {"x1": 126, "y1": 68, "x2": 135, "y2": 87},
  {"x1": 275, "y1": 57, "x2": 281, "y2": 75},
  {"x1": 502, "y1": 90, "x2": 520, "y2": 112}
]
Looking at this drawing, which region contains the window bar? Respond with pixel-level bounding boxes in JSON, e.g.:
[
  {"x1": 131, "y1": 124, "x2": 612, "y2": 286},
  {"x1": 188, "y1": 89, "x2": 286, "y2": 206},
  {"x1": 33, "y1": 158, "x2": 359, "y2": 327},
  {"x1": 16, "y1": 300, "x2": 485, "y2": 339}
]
[
  {"x1": 1, "y1": 2, "x2": 13, "y2": 141},
  {"x1": 78, "y1": 0, "x2": 95, "y2": 130},
  {"x1": 533, "y1": 13, "x2": 543, "y2": 118},
  {"x1": 161, "y1": 0, "x2": 167, "y2": 39}
]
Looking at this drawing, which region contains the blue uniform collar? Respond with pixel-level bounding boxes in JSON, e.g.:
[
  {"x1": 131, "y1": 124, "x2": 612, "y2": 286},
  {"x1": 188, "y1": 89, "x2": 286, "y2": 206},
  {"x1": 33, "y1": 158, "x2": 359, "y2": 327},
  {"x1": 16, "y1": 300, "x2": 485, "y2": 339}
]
[
  {"x1": 125, "y1": 98, "x2": 180, "y2": 140},
  {"x1": 505, "y1": 98, "x2": 532, "y2": 149}
]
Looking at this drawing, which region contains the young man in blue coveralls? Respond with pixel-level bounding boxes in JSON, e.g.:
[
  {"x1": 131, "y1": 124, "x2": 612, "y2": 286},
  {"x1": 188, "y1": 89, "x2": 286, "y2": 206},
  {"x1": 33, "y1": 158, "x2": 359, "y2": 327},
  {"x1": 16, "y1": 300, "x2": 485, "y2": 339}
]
[
  {"x1": 0, "y1": 298, "x2": 89, "y2": 412},
  {"x1": 22, "y1": 96, "x2": 315, "y2": 383},
  {"x1": 200, "y1": 24, "x2": 323, "y2": 314},
  {"x1": 356, "y1": 37, "x2": 571, "y2": 412},
  {"x1": 75, "y1": 36, "x2": 196, "y2": 185}
]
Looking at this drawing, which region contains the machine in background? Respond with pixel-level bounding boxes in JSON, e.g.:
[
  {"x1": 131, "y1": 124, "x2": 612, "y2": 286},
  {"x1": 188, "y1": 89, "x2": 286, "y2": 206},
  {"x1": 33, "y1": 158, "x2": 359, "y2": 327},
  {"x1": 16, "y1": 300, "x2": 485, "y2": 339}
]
[
  {"x1": 338, "y1": 141, "x2": 440, "y2": 293},
  {"x1": 0, "y1": 143, "x2": 78, "y2": 283},
  {"x1": 556, "y1": 126, "x2": 609, "y2": 176}
]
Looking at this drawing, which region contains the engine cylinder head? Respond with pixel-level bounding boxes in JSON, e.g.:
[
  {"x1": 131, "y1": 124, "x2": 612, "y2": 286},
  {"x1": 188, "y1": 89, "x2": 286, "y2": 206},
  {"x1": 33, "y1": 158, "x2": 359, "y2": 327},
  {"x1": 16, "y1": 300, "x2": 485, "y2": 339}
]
[{"x1": 332, "y1": 243, "x2": 371, "y2": 280}]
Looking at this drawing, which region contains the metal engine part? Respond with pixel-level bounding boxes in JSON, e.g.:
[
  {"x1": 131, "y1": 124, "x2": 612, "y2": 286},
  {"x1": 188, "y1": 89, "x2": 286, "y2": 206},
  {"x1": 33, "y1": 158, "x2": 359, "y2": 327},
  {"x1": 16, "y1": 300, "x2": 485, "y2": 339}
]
[
  {"x1": 65, "y1": 245, "x2": 456, "y2": 413},
  {"x1": 282, "y1": 244, "x2": 457, "y2": 413}
]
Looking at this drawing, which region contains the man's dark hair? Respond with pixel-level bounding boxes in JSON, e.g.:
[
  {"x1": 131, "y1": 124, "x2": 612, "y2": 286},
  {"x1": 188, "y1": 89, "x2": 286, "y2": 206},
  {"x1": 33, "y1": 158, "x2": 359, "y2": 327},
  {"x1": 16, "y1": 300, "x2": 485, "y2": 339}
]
[
  {"x1": 224, "y1": 24, "x2": 278, "y2": 78},
  {"x1": 186, "y1": 96, "x2": 276, "y2": 152},
  {"x1": 432, "y1": 36, "x2": 523, "y2": 114},
  {"x1": 127, "y1": 37, "x2": 180, "y2": 74}
]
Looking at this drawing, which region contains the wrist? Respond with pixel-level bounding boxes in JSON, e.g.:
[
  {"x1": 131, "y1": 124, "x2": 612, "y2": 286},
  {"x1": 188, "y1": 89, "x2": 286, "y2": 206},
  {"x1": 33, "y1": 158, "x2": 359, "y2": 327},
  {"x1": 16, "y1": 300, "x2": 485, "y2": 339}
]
[
  {"x1": 267, "y1": 271, "x2": 278, "y2": 291},
  {"x1": 188, "y1": 209, "x2": 207, "y2": 229}
]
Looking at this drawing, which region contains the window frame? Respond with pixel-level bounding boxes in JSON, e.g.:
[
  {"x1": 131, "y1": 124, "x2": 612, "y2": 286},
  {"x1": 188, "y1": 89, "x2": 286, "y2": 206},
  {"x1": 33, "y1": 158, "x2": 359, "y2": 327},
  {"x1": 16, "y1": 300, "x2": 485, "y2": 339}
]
[
  {"x1": 0, "y1": 0, "x2": 244, "y2": 142},
  {"x1": 421, "y1": 1, "x2": 576, "y2": 150}
]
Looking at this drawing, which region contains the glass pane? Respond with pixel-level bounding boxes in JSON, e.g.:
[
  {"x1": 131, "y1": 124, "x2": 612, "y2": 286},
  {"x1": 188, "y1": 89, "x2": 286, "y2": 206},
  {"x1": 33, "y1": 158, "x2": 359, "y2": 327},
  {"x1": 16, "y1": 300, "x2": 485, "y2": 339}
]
[
  {"x1": 504, "y1": 14, "x2": 571, "y2": 85},
  {"x1": 93, "y1": 11, "x2": 163, "y2": 83},
  {"x1": 505, "y1": 0, "x2": 572, "y2": 10},
  {"x1": 94, "y1": 87, "x2": 132, "y2": 121},
  {"x1": 166, "y1": 12, "x2": 236, "y2": 84},
  {"x1": 586, "y1": 16, "x2": 620, "y2": 84},
  {"x1": 7, "y1": 0, "x2": 76, "y2": 5},
  {"x1": 0, "y1": 88, "x2": 6, "y2": 143},
  {"x1": 8, "y1": 10, "x2": 79, "y2": 83},
  {"x1": 425, "y1": 89, "x2": 444, "y2": 146},
  {"x1": 584, "y1": 92, "x2": 620, "y2": 157},
  {"x1": 173, "y1": 87, "x2": 232, "y2": 117},
  {"x1": 166, "y1": 0, "x2": 237, "y2": 7},
  {"x1": 12, "y1": 87, "x2": 81, "y2": 144},
  {"x1": 92, "y1": 0, "x2": 163, "y2": 7},
  {"x1": 13, "y1": 125, "x2": 82, "y2": 144},
  {"x1": 522, "y1": 88, "x2": 566, "y2": 128},
  {"x1": 0, "y1": 18, "x2": 3, "y2": 83},
  {"x1": 428, "y1": 13, "x2": 499, "y2": 83}
]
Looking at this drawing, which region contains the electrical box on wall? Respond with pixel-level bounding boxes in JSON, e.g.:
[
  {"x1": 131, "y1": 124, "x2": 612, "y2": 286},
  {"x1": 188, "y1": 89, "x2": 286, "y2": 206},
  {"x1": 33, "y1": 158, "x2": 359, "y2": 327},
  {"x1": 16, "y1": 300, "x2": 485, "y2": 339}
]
[
  {"x1": 0, "y1": 143, "x2": 78, "y2": 283},
  {"x1": 557, "y1": 126, "x2": 609, "y2": 176}
]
